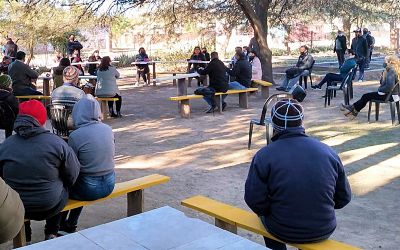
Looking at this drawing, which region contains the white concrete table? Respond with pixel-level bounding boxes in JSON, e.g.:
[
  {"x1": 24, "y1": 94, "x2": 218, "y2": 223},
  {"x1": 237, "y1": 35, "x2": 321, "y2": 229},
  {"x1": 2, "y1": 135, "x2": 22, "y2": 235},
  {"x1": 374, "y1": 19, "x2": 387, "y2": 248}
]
[
  {"x1": 20, "y1": 206, "x2": 267, "y2": 250},
  {"x1": 155, "y1": 73, "x2": 200, "y2": 96},
  {"x1": 131, "y1": 61, "x2": 156, "y2": 85},
  {"x1": 79, "y1": 75, "x2": 97, "y2": 80}
]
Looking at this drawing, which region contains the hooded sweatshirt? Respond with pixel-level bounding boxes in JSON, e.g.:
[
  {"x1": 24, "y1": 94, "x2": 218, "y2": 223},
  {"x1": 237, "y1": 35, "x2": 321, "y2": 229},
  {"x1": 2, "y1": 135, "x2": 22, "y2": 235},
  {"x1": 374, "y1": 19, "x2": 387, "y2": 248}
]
[
  {"x1": 244, "y1": 127, "x2": 351, "y2": 243},
  {"x1": 68, "y1": 95, "x2": 115, "y2": 176},
  {"x1": 0, "y1": 115, "x2": 80, "y2": 212}
]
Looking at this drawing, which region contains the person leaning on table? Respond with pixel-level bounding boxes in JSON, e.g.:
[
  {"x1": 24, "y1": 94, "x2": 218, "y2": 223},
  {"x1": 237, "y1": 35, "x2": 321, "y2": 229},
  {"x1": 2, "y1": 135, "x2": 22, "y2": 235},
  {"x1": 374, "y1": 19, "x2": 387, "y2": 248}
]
[{"x1": 245, "y1": 99, "x2": 351, "y2": 250}]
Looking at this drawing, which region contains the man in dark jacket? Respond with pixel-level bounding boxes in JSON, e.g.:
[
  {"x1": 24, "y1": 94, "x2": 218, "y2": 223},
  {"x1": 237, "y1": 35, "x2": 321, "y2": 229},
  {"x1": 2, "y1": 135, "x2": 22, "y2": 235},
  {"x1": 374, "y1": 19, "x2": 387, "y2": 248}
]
[
  {"x1": 245, "y1": 99, "x2": 351, "y2": 250},
  {"x1": 67, "y1": 35, "x2": 83, "y2": 57},
  {"x1": 8, "y1": 51, "x2": 41, "y2": 96},
  {"x1": 0, "y1": 100, "x2": 80, "y2": 242},
  {"x1": 334, "y1": 31, "x2": 347, "y2": 68},
  {"x1": 276, "y1": 45, "x2": 314, "y2": 92},
  {"x1": 351, "y1": 28, "x2": 368, "y2": 82},
  {"x1": 3, "y1": 38, "x2": 18, "y2": 58},
  {"x1": 198, "y1": 52, "x2": 229, "y2": 113},
  {"x1": 228, "y1": 52, "x2": 252, "y2": 89},
  {"x1": 0, "y1": 75, "x2": 19, "y2": 138},
  {"x1": 363, "y1": 28, "x2": 375, "y2": 69}
]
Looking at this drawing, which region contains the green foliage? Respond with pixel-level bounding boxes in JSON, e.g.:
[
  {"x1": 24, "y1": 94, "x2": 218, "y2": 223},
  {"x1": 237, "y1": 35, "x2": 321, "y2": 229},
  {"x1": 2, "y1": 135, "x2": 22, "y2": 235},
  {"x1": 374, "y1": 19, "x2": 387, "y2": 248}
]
[{"x1": 114, "y1": 54, "x2": 137, "y2": 67}]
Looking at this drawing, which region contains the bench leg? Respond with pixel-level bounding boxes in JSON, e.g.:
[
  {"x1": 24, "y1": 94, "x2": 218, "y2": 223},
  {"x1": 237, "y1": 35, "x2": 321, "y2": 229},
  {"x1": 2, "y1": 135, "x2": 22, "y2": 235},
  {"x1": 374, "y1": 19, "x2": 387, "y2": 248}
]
[
  {"x1": 214, "y1": 96, "x2": 222, "y2": 114},
  {"x1": 100, "y1": 100, "x2": 108, "y2": 119},
  {"x1": 13, "y1": 224, "x2": 26, "y2": 248},
  {"x1": 180, "y1": 100, "x2": 191, "y2": 118},
  {"x1": 215, "y1": 218, "x2": 237, "y2": 234},
  {"x1": 261, "y1": 86, "x2": 269, "y2": 99},
  {"x1": 187, "y1": 77, "x2": 192, "y2": 87},
  {"x1": 172, "y1": 73, "x2": 177, "y2": 87},
  {"x1": 239, "y1": 93, "x2": 249, "y2": 109},
  {"x1": 127, "y1": 189, "x2": 144, "y2": 216}
]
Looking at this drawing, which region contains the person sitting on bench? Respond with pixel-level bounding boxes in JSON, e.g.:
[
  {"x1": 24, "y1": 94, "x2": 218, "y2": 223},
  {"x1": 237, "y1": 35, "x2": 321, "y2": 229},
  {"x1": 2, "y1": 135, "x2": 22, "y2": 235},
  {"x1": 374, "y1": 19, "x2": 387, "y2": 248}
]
[
  {"x1": 51, "y1": 66, "x2": 85, "y2": 106},
  {"x1": 276, "y1": 46, "x2": 314, "y2": 92},
  {"x1": 0, "y1": 100, "x2": 80, "y2": 242},
  {"x1": 0, "y1": 75, "x2": 19, "y2": 138},
  {"x1": 60, "y1": 95, "x2": 115, "y2": 235},
  {"x1": 197, "y1": 52, "x2": 229, "y2": 113},
  {"x1": 244, "y1": 99, "x2": 351, "y2": 250},
  {"x1": 341, "y1": 55, "x2": 400, "y2": 119},
  {"x1": 228, "y1": 52, "x2": 252, "y2": 90},
  {"x1": 311, "y1": 49, "x2": 357, "y2": 90},
  {"x1": 187, "y1": 46, "x2": 206, "y2": 86}
]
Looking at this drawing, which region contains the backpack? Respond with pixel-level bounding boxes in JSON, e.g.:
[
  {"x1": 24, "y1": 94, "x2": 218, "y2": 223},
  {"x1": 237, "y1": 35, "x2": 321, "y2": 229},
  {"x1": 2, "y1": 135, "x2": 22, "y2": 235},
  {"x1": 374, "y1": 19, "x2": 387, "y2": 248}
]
[{"x1": 0, "y1": 100, "x2": 16, "y2": 129}]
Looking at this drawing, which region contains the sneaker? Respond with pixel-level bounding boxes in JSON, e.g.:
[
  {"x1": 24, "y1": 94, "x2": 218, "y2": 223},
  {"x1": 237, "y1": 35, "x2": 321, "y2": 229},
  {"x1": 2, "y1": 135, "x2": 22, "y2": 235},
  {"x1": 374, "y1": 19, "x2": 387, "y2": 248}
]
[
  {"x1": 311, "y1": 85, "x2": 321, "y2": 90},
  {"x1": 276, "y1": 87, "x2": 286, "y2": 91},
  {"x1": 44, "y1": 234, "x2": 57, "y2": 240},
  {"x1": 59, "y1": 222, "x2": 77, "y2": 235},
  {"x1": 222, "y1": 102, "x2": 227, "y2": 111},
  {"x1": 358, "y1": 79, "x2": 363, "y2": 82}
]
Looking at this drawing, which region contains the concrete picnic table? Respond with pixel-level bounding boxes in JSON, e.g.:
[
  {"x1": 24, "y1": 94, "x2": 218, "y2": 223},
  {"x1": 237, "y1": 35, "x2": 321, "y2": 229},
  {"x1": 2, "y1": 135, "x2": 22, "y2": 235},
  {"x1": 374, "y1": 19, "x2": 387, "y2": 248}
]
[
  {"x1": 19, "y1": 206, "x2": 267, "y2": 250},
  {"x1": 155, "y1": 72, "x2": 200, "y2": 96},
  {"x1": 70, "y1": 61, "x2": 119, "y2": 66},
  {"x1": 131, "y1": 61, "x2": 157, "y2": 85}
]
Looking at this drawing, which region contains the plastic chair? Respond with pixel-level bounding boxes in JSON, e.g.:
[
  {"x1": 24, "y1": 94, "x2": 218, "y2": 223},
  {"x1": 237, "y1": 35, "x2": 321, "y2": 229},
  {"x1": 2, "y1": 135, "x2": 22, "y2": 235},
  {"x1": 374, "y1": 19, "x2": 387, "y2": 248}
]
[
  {"x1": 248, "y1": 93, "x2": 292, "y2": 149},
  {"x1": 324, "y1": 67, "x2": 356, "y2": 107},
  {"x1": 48, "y1": 104, "x2": 74, "y2": 139},
  {"x1": 299, "y1": 60, "x2": 315, "y2": 89},
  {"x1": 367, "y1": 83, "x2": 400, "y2": 125}
]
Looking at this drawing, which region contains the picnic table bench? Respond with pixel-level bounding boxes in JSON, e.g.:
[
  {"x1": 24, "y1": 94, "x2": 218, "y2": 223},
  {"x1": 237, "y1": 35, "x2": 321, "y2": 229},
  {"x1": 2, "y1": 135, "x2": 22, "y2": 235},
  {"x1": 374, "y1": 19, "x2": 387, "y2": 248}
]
[
  {"x1": 13, "y1": 174, "x2": 170, "y2": 248},
  {"x1": 252, "y1": 80, "x2": 273, "y2": 98},
  {"x1": 169, "y1": 88, "x2": 258, "y2": 118},
  {"x1": 182, "y1": 196, "x2": 361, "y2": 250}
]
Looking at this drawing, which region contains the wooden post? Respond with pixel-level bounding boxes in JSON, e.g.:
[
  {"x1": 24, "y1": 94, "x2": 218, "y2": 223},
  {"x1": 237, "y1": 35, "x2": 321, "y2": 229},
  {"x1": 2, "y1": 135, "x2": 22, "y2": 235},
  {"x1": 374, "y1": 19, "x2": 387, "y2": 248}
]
[
  {"x1": 215, "y1": 218, "x2": 237, "y2": 234},
  {"x1": 173, "y1": 73, "x2": 177, "y2": 87},
  {"x1": 180, "y1": 100, "x2": 191, "y2": 118},
  {"x1": 127, "y1": 190, "x2": 144, "y2": 216},
  {"x1": 214, "y1": 95, "x2": 223, "y2": 114},
  {"x1": 261, "y1": 86, "x2": 269, "y2": 99},
  {"x1": 239, "y1": 92, "x2": 249, "y2": 108},
  {"x1": 43, "y1": 78, "x2": 50, "y2": 106},
  {"x1": 152, "y1": 62, "x2": 156, "y2": 80},
  {"x1": 13, "y1": 224, "x2": 26, "y2": 248}
]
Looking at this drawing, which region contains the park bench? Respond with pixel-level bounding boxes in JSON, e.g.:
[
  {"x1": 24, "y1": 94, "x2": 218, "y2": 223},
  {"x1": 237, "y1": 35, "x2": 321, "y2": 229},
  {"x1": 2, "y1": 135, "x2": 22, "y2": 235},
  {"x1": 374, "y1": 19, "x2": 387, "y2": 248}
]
[
  {"x1": 169, "y1": 88, "x2": 258, "y2": 118},
  {"x1": 16, "y1": 95, "x2": 51, "y2": 100},
  {"x1": 252, "y1": 80, "x2": 273, "y2": 98},
  {"x1": 13, "y1": 174, "x2": 170, "y2": 248},
  {"x1": 96, "y1": 97, "x2": 120, "y2": 118},
  {"x1": 181, "y1": 195, "x2": 361, "y2": 250}
]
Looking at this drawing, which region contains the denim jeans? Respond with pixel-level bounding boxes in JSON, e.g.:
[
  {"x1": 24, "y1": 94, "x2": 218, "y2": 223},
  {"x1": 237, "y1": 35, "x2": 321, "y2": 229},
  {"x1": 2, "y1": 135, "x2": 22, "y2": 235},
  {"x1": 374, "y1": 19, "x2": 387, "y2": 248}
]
[
  {"x1": 357, "y1": 58, "x2": 365, "y2": 80},
  {"x1": 61, "y1": 172, "x2": 115, "y2": 228},
  {"x1": 203, "y1": 95, "x2": 227, "y2": 107},
  {"x1": 229, "y1": 81, "x2": 246, "y2": 90}
]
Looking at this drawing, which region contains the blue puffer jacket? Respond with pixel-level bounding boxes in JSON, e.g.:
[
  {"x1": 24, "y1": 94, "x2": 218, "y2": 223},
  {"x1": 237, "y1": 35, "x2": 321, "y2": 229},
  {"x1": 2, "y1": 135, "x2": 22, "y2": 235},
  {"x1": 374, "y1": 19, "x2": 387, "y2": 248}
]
[{"x1": 245, "y1": 127, "x2": 352, "y2": 243}]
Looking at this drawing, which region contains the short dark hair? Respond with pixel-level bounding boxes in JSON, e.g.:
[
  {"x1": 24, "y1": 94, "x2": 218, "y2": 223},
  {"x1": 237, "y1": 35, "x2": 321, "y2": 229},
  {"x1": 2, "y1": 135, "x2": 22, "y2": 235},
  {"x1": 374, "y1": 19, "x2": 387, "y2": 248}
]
[
  {"x1": 300, "y1": 45, "x2": 309, "y2": 51},
  {"x1": 250, "y1": 50, "x2": 258, "y2": 57},
  {"x1": 347, "y1": 49, "x2": 355, "y2": 55},
  {"x1": 16, "y1": 51, "x2": 26, "y2": 60},
  {"x1": 210, "y1": 52, "x2": 218, "y2": 58},
  {"x1": 237, "y1": 52, "x2": 246, "y2": 60},
  {"x1": 59, "y1": 57, "x2": 71, "y2": 67}
]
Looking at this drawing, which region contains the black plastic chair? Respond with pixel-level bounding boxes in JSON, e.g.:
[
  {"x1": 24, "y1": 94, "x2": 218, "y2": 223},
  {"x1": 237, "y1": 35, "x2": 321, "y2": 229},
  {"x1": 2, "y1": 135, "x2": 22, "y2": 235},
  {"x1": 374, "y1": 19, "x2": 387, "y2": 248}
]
[
  {"x1": 248, "y1": 93, "x2": 292, "y2": 149},
  {"x1": 299, "y1": 60, "x2": 315, "y2": 89},
  {"x1": 367, "y1": 83, "x2": 400, "y2": 125},
  {"x1": 324, "y1": 67, "x2": 356, "y2": 107},
  {"x1": 48, "y1": 104, "x2": 74, "y2": 139}
]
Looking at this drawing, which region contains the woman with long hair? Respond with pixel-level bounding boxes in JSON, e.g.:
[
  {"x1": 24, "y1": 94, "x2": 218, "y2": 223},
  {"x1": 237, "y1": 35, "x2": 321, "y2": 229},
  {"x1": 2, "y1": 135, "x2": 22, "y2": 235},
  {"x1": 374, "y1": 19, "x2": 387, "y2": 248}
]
[
  {"x1": 135, "y1": 47, "x2": 150, "y2": 85},
  {"x1": 95, "y1": 56, "x2": 122, "y2": 117},
  {"x1": 88, "y1": 50, "x2": 102, "y2": 76},
  {"x1": 52, "y1": 58, "x2": 71, "y2": 89},
  {"x1": 341, "y1": 55, "x2": 400, "y2": 119},
  {"x1": 187, "y1": 46, "x2": 206, "y2": 86}
]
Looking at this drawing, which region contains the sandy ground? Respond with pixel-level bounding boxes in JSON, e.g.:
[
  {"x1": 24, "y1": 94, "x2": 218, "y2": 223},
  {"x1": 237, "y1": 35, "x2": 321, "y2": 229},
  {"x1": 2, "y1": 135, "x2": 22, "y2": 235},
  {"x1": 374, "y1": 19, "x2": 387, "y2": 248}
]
[{"x1": 1, "y1": 62, "x2": 399, "y2": 249}]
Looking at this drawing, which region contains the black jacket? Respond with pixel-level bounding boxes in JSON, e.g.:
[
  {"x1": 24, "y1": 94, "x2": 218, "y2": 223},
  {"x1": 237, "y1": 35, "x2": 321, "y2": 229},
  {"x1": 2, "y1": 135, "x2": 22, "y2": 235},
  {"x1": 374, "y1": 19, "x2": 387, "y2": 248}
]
[
  {"x1": 351, "y1": 36, "x2": 368, "y2": 59},
  {"x1": 245, "y1": 127, "x2": 351, "y2": 243},
  {"x1": 0, "y1": 115, "x2": 80, "y2": 213},
  {"x1": 228, "y1": 58, "x2": 252, "y2": 87},
  {"x1": 333, "y1": 35, "x2": 347, "y2": 52},
  {"x1": 67, "y1": 40, "x2": 83, "y2": 55},
  {"x1": 188, "y1": 53, "x2": 206, "y2": 70},
  {"x1": 197, "y1": 58, "x2": 229, "y2": 92},
  {"x1": 0, "y1": 90, "x2": 18, "y2": 129}
]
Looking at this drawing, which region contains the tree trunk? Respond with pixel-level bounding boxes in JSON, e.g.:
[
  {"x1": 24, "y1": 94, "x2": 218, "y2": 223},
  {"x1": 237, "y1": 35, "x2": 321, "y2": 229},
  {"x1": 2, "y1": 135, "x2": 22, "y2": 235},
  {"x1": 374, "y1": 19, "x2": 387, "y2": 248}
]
[
  {"x1": 342, "y1": 17, "x2": 351, "y2": 46},
  {"x1": 26, "y1": 38, "x2": 34, "y2": 65},
  {"x1": 236, "y1": 0, "x2": 274, "y2": 83}
]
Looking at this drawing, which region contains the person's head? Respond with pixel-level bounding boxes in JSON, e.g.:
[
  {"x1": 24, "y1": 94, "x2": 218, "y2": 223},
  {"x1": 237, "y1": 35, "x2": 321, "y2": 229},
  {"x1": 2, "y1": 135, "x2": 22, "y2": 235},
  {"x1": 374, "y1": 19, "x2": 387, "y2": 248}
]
[
  {"x1": 59, "y1": 57, "x2": 71, "y2": 67},
  {"x1": 338, "y1": 30, "x2": 344, "y2": 36},
  {"x1": 202, "y1": 47, "x2": 207, "y2": 53},
  {"x1": 72, "y1": 94, "x2": 102, "y2": 127},
  {"x1": 62, "y1": 66, "x2": 80, "y2": 85},
  {"x1": 73, "y1": 50, "x2": 79, "y2": 57},
  {"x1": 92, "y1": 50, "x2": 100, "y2": 57},
  {"x1": 210, "y1": 51, "x2": 218, "y2": 60},
  {"x1": 299, "y1": 45, "x2": 308, "y2": 54},
  {"x1": 235, "y1": 47, "x2": 243, "y2": 54},
  {"x1": 193, "y1": 46, "x2": 201, "y2": 55},
  {"x1": 271, "y1": 99, "x2": 304, "y2": 135},
  {"x1": 139, "y1": 47, "x2": 146, "y2": 54},
  {"x1": 243, "y1": 46, "x2": 249, "y2": 53},
  {"x1": 15, "y1": 51, "x2": 26, "y2": 61},
  {"x1": 249, "y1": 50, "x2": 258, "y2": 58},
  {"x1": 345, "y1": 49, "x2": 356, "y2": 58},
  {"x1": 2, "y1": 55, "x2": 11, "y2": 64},
  {"x1": 353, "y1": 28, "x2": 362, "y2": 37},
  {"x1": 0, "y1": 74, "x2": 12, "y2": 91},
  {"x1": 237, "y1": 52, "x2": 246, "y2": 61},
  {"x1": 363, "y1": 28, "x2": 369, "y2": 35},
  {"x1": 69, "y1": 34, "x2": 75, "y2": 41},
  {"x1": 98, "y1": 56, "x2": 111, "y2": 71},
  {"x1": 18, "y1": 100, "x2": 47, "y2": 126},
  {"x1": 385, "y1": 56, "x2": 400, "y2": 81}
]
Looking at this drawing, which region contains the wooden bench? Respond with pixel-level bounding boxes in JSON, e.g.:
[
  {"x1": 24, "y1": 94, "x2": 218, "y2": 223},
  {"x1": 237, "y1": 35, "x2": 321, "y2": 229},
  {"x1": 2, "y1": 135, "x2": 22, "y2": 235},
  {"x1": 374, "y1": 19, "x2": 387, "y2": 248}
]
[
  {"x1": 169, "y1": 88, "x2": 258, "y2": 118},
  {"x1": 16, "y1": 95, "x2": 51, "y2": 100},
  {"x1": 252, "y1": 80, "x2": 273, "y2": 98},
  {"x1": 96, "y1": 97, "x2": 120, "y2": 118},
  {"x1": 181, "y1": 196, "x2": 361, "y2": 250},
  {"x1": 13, "y1": 174, "x2": 170, "y2": 248}
]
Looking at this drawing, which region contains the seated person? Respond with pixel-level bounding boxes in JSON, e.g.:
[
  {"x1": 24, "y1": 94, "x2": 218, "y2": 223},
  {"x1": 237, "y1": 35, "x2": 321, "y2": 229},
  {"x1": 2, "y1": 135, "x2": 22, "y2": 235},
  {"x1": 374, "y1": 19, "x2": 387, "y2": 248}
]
[
  {"x1": 249, "y1": 50, "x2": 262, "y2": 82},
  {"x1": 230, "y1": 46, "x2": 243, "y2": 67},
  {"x1": 276, "y1": 46, "x2": 314, "y2": 92},
  {"x1": 197, "y1": 52, "x2": 229, "y2": 113},
  {"x1": 0, "y1": 177, "x2": 25, "y2": 244},
  {"x1": 228, "y1": 52, "x2": 252, "y2": 90},
  {"x1": 51, "y1": 66, "x2": 85, "y2": 106},
  {"x1": 187, "y1": 46, "x2": 206, "y2": 86},
  {"x1": 245, "y1": 99, "x2": 351, "y2": 250},
  {"x1": 0, "y1": 100, "x2": 80, "y2": 242},
  {"x1": 0, "y1": 75, "x2": 19, "y2": 138},
  {"x1": 70, "y1": 50, "x2": 83, "y2": 75},
  {"x1": 52, "y1": 58, "x2": 71, "y2": 90},
  {"x1": 88, "y1": 50, "x2": 101, "y2": 76},
  {"x1": 7, "y1": 51, "x2": 41, "y2": 96},
  {"x1": 312, "y1": 50, "x2": 357, "y2": 89},
  {"x1": 341, "y1": 55, "x2": 400, "y2": 119},
  {"x1": 0, "y1": 56, "x2": 12, "y2": 74},
  {"x1": 59, "y1": 95, "x2": 115, "y2": 234},
  {"x1": 202, "y1": 47, "x2": 210, "y2": 61},
  {"x1": 135, "y1": 47, "x2": 150, "y2": 85}
]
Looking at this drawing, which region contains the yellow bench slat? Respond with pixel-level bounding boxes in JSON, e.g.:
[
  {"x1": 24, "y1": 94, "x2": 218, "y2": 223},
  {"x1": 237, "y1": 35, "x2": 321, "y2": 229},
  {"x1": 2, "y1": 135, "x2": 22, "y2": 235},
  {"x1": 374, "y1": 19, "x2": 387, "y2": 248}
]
[
  {"x1": 253, "y1": 80, "x2": 273, "y2": 87},
  {"x1": 63, "y1": 174, "x2": 170, "y2": 211},
  {"x1": 169, "y1": 88, "x2": 258, "y2": 101},
  {"x1": 16, "y1": 95, "x2": 51, "y2": 99},
  {"x1": 96, "y1": 97, "x2": 120, "y2": 101},
  {"x1": 182, "y1": 195, "x2": 360, "y2": 250}
]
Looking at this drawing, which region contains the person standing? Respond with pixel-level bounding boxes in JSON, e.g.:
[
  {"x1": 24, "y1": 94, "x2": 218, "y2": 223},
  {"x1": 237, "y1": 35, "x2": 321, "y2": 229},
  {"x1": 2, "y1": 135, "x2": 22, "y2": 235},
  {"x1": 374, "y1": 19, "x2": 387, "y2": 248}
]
[
  {"x1": 351, "y1": 28, "x2": 368, "y2": 82},
  {"x1": 3, "y1": 38, "x2": 18, "y2": 59},
  {"x1": 363, "y1": 28, "x2": 375, "y2": 69},
  {"x1": 67, "y1": 35, "x2": 83, "y2": 58},
  {"x1": 334, "y1": 31, "x2": 347, "y2": 68},
  {"x1": 245, "y1": 99, "x2": 351, "y2": 250}
]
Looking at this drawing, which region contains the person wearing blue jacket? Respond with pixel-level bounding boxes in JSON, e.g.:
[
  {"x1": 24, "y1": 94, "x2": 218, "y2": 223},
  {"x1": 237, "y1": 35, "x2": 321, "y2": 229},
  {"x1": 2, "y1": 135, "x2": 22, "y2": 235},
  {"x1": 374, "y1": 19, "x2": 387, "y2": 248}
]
[{"x1": 245, "y1": 99, "x2": 351, "y2": 250}]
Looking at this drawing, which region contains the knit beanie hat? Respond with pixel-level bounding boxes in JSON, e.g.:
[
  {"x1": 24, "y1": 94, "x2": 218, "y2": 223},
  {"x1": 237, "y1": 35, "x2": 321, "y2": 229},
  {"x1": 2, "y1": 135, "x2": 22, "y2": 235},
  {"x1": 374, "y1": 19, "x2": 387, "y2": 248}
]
[
  {"x1": 63, "y1": 66, "x2": 79, "y2": 85},
  {"x1": 0, "y1": 74, "x2": 12, "y2": 90},
  {"x1": 271, "y1": 99, "x2": 304, "y2": 132},
  {"x1": 19, "y1": 100, "x2": 47, "y2": 126}
]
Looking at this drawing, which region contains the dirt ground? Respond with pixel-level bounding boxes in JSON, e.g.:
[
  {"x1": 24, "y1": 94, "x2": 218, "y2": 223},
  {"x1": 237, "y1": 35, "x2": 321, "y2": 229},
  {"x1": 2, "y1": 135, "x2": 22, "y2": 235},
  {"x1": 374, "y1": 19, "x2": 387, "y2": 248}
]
[{"x1": 1, "y1": 62, "x2": 399, "y2": 249}]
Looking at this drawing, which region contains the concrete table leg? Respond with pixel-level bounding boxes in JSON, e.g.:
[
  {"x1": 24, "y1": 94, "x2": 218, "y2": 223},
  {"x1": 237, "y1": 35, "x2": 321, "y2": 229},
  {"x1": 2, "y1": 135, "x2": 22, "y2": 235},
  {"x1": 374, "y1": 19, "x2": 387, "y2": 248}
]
[
  {"x1": 173, "y1": 73, "x2": 177, "y2": 87},
  {"x1": 261, "y1": 86, "x2": 270, "y2": 99},
  {"x1": 239, "y1": 93, "x2": 249, "y2": 108},
  {"x1": 43, "y1": 78, "x2": 50, "y2": 106},
  {"x1": 152, "y1": 62, "x2": 156, "y2": 86}
]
